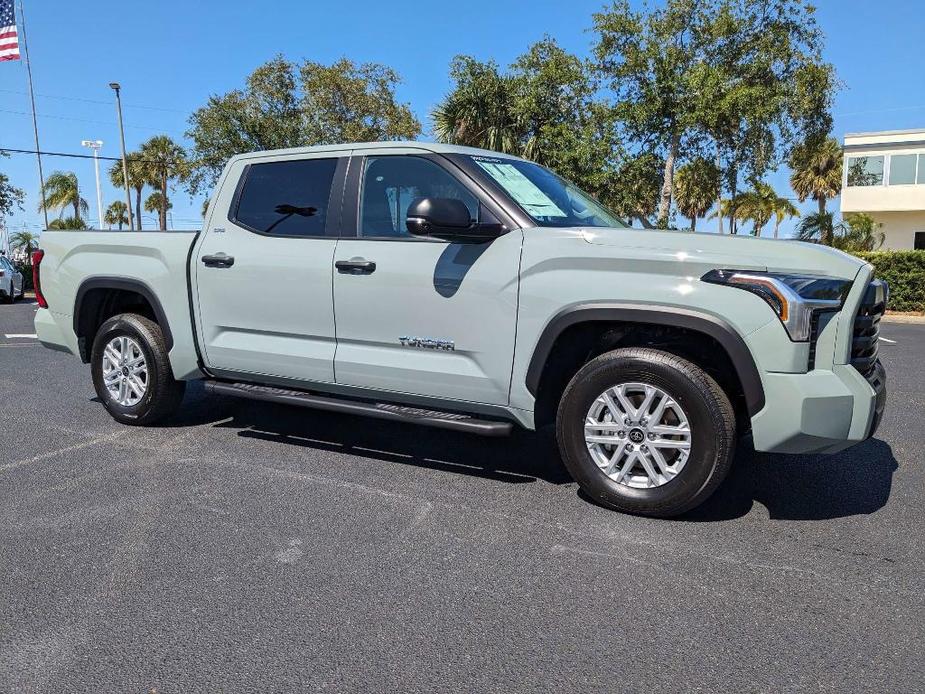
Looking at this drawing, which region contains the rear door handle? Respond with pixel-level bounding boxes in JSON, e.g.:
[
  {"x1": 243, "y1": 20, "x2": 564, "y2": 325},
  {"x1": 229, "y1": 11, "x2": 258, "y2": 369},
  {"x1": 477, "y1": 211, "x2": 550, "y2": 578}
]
[
  {"x1": 336, "y1": 258, "x2": 376, "y2": 274},
  {"x1": 201, "y1": 253, "x2": 235, "y2": 268}
]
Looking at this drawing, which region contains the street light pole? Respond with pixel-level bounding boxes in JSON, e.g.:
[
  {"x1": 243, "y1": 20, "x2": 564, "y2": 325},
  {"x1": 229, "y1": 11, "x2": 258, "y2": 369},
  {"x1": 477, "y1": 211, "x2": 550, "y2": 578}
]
[
  {"x1": 109, "y1": 82, "x2": 135, "y2": 231},
  {"x1": 81, "y1": 140, "x2": 104, "y2": 229}
]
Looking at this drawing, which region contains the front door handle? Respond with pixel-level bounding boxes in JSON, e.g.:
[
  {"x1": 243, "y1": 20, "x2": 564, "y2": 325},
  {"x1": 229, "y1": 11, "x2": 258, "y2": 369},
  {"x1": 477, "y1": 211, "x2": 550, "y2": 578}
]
[
  {"x1": 335, "y1": 258, "x2": 376, "y2": 274},
  {"x1": 201, "y1": 253, "x2": 235, "y2": 268}
]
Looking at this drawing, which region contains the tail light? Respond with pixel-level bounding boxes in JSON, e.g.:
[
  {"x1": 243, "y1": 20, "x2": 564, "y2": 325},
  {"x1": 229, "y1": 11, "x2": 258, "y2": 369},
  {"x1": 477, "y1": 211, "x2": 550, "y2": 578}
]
[{"x1": 32, "y1": 249, "x2": 47, "y2": 308}]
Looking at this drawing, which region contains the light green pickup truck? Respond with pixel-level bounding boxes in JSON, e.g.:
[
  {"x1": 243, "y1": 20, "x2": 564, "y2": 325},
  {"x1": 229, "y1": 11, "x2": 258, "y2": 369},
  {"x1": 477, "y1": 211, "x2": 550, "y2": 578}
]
[{"x1": 34, "y1": 142, "x2": 887, "y2": 517}]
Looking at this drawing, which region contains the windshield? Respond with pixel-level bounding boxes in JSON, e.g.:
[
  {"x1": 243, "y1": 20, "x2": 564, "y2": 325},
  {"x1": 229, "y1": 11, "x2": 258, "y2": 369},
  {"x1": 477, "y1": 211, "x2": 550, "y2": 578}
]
[{"x1": 465, "y1": 155, "x2": 627, "y2": 228}]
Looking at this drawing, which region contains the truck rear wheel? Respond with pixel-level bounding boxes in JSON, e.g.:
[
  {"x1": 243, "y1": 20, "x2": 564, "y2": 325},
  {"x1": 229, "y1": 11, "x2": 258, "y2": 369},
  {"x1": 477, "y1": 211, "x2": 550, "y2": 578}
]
[
  {"x1": 556, "y1": 347, "x2": 736, "y2": 518},
  {"x1": 90, "y1": 313, "x2": 186, "y2": 426}
]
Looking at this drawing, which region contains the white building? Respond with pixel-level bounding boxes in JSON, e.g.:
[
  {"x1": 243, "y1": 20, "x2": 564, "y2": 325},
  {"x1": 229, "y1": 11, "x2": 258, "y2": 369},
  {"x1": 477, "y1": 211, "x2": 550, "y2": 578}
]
[{"x1": 841, "y1": 128, "x2": 925, "y2": 250}]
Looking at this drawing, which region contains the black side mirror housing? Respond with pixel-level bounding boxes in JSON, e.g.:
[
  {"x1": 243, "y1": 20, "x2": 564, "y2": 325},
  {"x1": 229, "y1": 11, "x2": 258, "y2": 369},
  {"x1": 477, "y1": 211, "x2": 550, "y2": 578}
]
[{"x1": 406, "y1": 197, "x2": 504, "y2": 242}]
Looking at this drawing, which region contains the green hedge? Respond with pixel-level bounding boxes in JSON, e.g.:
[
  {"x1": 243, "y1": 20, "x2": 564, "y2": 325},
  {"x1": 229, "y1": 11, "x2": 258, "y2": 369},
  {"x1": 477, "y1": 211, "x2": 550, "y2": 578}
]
[
  {"x1": 12, "y1": 262, "x2": 33, "y2": 292},
  {"x1": 855, "y1": 250, "x2": 925, "y2": 312}
]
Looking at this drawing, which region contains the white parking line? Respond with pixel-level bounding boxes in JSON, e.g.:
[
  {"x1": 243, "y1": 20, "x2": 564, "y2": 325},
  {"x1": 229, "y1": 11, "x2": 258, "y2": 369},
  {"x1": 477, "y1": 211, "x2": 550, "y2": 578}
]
[
  {"x1": 878, "y1": 336, "x2": 897, "y2": 344},
  {"x1": 4, "y1": 333, "x2": 37, "y2": 338}
]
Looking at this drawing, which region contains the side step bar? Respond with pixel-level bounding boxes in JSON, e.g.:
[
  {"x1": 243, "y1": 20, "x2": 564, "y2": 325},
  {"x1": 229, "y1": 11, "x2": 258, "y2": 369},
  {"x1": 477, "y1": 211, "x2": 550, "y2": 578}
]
[{"x1": 203, "y1": 381, "x2": 514, "y2": 437}]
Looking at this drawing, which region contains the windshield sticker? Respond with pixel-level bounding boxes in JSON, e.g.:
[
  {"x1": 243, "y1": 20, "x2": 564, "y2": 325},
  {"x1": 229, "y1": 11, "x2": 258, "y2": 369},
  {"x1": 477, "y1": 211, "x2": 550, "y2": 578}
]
[{"x1": 474, "y1": 161, "x2": 567, "y2": 218}]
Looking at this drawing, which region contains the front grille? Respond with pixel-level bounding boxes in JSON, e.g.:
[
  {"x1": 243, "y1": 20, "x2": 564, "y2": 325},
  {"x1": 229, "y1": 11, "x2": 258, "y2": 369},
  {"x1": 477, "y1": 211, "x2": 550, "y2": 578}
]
[{"x1": 851, "y1": 279, "x2": 888, "y2": 381}]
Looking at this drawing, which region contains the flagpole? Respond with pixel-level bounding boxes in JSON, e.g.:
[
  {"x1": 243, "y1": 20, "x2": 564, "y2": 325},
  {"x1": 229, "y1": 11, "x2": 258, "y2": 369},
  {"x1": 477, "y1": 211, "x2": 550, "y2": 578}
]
[{"x1": 17, "y1": 0, "x2": 48, "y2": 229}]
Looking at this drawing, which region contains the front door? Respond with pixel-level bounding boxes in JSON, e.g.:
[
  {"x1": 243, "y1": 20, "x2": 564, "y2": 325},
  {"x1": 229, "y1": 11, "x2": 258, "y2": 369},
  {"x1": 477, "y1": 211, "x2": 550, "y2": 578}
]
[
  {"x1": 194, "y1": 154, "x2": 346, "y2": 383},
  {"x1": 332, "y1": 154, "x2": 522, "y2": 406}
]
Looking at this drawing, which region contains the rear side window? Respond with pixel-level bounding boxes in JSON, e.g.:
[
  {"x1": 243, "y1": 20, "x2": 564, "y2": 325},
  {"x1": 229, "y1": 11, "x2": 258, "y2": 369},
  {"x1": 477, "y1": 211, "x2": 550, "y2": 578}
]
[{"x1": 233, "y1": 158, "x2": 338, "y2": 237}]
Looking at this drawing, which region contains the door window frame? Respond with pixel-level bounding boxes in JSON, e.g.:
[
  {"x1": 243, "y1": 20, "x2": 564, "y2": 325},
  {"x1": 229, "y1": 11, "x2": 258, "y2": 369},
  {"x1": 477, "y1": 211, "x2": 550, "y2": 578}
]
[
  {"x1": 226, "y1": 155, "x2": 350, "y2": 239},
  {"x1": 341, "y1": 153, "x2": 520, "y2": 242}
]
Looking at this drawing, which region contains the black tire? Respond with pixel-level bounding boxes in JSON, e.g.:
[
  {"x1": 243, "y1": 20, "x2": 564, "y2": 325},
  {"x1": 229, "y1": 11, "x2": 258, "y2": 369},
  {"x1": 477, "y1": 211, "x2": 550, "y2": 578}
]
[
  {"x1": 556, "y1": 347, "x2": 736, "y2": 518},
  {"x1": 2, "y1": 283, "x2": 12, "y2": 304},
  {"x1": 91, "y1": 313, "x2": 186, "y2": 426}
]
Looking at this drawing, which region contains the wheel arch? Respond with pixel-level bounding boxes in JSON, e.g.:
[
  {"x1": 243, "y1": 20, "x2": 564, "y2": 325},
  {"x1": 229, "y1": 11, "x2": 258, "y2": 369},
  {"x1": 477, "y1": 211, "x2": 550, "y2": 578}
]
[
  {"x1": 526, "y1": 303, "x2": 766, "y2": 426},
  {"x1": 73, "y1": 277, "x2": 173, "y2": 363}
]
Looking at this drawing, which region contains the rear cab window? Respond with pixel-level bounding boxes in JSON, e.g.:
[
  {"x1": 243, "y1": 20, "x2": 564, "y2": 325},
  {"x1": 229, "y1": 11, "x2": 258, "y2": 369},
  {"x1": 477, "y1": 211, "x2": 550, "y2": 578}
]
[{"x1": 232, "y1": 158, "x2": 339, "y2": 237}]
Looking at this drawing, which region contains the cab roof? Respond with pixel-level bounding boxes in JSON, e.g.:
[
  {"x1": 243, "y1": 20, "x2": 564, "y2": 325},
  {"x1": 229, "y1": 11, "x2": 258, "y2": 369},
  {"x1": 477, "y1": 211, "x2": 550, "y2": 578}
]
[{"x1": 228, "y1": 141, "x2": 529, "y2": 163}]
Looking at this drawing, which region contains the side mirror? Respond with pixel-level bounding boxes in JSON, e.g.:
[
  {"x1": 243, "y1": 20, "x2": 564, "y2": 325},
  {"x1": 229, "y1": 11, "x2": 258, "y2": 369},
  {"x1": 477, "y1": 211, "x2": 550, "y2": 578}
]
[{"x1": 406, "y1": 197, "x2": 504, "y2": 242}]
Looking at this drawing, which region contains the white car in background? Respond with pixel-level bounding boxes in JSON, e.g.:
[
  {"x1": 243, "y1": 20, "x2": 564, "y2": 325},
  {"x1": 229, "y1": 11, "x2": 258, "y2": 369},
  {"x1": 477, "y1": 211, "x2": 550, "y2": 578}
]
[{"x1": 0, "y1": 255, "x2": 24, "y2": 304}]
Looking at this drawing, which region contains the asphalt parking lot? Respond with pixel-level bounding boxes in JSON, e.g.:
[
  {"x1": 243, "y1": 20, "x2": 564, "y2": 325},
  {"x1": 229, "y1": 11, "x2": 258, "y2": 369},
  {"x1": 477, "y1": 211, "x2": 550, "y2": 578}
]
[{"x1": 1, "y1": 298, "x2": 923, "y2": 693}]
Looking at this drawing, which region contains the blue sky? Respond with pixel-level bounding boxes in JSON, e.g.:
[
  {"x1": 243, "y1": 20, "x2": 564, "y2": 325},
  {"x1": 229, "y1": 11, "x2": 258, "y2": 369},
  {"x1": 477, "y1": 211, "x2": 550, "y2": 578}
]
[{"x1": 1, "y1": 0, "x2": 924, "y2": 236}]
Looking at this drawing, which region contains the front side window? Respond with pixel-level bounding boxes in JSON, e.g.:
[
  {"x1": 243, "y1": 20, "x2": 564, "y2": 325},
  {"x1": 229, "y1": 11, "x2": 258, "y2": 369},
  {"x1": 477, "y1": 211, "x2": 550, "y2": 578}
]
[
  {"x1": 234, "y1": 157, "x2": 338, "y2": 236},
  {"x1": 889, "y1": 154, "x2": 917, "y2": 185},
  {"x1": 846, "y1": 156, "x2": 884, "y2": 187},
  {"x1": 359, "y1": 156, "x2": 478, "y2": 238},
  {"x1": 465, "y1": 155, "x2": 627, "y2": 228}
]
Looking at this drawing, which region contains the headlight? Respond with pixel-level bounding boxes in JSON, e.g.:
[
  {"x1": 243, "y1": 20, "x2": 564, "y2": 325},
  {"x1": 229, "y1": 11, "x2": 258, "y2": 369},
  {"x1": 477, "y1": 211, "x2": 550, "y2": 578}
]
[{"x1": 702, "y1": 270, "x2": 852, "y2": 341}]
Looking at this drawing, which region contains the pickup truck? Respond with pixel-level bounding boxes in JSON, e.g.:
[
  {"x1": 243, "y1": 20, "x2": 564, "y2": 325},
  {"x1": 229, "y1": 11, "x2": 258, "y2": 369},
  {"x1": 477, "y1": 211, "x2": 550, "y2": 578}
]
[{"x1": 34, "y1": 141, "x2": 888, "y2": 517}]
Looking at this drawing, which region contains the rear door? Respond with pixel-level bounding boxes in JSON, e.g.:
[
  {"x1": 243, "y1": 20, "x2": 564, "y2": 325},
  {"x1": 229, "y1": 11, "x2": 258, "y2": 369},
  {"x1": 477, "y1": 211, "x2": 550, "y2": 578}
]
[
  {"x1": 332, "y1": 152, "x2": 522, "y2": 405},
  {"x1": 194, "y1": 153, "x2": 347, "y2": 382}
]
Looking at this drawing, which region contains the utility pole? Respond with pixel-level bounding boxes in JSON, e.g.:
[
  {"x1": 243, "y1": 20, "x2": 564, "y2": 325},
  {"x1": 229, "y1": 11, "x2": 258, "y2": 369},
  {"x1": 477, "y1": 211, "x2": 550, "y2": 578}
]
[
  {"x1": 109, "y1": 82, "x2": 134, "y2": 230},
  {"x1": 81, "y1": 140, "x2": 104, "y2": 229}
]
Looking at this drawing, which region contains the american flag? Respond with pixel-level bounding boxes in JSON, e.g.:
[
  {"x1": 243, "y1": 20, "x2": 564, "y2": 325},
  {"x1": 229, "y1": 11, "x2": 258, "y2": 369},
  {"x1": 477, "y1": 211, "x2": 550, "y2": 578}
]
[{"x1": 0, "y1": 0, "x2": 20, "y2": 62}]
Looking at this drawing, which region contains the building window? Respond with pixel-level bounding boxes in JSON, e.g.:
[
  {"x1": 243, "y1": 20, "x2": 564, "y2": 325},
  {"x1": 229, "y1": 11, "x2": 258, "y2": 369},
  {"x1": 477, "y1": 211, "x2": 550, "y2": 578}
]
[
  {"x1": 846, "y1": 156, "x2": 884, "y2": 186},
  {"x1": 889, "y1": 154, "x2": 917, "y2": 185},
  {"x1": 918, "y1": 155, "x2": 925, "y2": 185},
  {"x1": 915, "y1": 232, "x2": 925, "y2": 250}
]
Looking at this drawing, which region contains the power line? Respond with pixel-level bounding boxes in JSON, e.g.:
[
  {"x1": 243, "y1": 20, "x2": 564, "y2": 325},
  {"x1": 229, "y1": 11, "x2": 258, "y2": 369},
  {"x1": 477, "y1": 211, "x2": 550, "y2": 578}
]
[
  {"x1": 0, "y1": 147, "x2": 187, "y2": 166},
  {"x1": 0, "y1": 108, "x2": 185, "y2": 135},
  {"x1": 0, "y1": 87, "x2": 189, "y2": 114}
]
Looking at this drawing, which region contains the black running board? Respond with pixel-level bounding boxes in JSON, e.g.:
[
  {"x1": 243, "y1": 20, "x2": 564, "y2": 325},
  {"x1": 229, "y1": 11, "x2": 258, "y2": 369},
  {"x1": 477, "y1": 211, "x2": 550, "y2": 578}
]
[{"x1": 203, "y1": 381, "x2": 513, "y2": 437}]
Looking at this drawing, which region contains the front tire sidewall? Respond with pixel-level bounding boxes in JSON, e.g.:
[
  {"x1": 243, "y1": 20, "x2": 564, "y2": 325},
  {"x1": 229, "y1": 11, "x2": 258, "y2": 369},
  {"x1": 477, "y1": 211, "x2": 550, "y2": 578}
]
[
  {"x1": 558, "y1": 353, "x2": 731, "y2": 517},
  {"x1": 91, "y1": 317, "x2": 163, "y2": 425}
]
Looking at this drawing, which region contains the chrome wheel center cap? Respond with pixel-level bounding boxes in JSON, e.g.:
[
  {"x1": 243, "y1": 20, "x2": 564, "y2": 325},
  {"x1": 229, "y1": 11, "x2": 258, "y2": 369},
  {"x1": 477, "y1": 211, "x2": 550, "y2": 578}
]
[{"x1": 628, "y1": 428, "x2": 645, "y2": 444}]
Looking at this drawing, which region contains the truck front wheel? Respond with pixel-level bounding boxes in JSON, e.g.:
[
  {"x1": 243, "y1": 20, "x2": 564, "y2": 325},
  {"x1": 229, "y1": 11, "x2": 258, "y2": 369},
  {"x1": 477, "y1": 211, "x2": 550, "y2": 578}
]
[
  {"x1": 90, "y1": 313, "x2": 186, "y2": 426},
  {"x1": 556, "y1": 347, "x2": 736, "y2": 518}
]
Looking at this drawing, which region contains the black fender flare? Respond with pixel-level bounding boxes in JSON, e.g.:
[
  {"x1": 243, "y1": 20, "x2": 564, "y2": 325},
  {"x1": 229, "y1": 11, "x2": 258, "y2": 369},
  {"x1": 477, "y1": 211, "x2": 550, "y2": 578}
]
[
  {"x1": 525, "y1": 303, "x2": 766, "y2": 417},
  {"x1": 73, "y1": 277, "x2": 174, "y2": 360}
]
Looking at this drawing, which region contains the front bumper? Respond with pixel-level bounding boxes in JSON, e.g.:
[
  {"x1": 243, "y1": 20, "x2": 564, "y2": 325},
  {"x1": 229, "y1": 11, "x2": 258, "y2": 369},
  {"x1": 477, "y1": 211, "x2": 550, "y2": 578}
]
[{"x1": 750, "y1": 358, "x2": 886, "y2": 455}]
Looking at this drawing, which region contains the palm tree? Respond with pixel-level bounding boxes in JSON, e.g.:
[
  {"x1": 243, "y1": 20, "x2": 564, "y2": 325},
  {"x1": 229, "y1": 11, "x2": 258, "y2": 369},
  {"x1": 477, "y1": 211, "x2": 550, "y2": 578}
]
[
  {"x1": 789, "y1": 136, "x2": 843, "y2": 215},
  {"x1": 432, "y1": 61, "x2": 522, "y2": 155},
  {"x1": 833, "y1": 213, "x2": 884, "y2": 252},
  {"x1": 723, "y1": 182, "x2": 799, "y2": 237},
  {"x1": 104, "y1": 201, "x2": 129, "y2": 230},
  {"x1": 47, "y1": 217, "x2": 88, "y2": 230},
  {"x1": 797, "y1": 211, "x2": 836, "y2": 246},
  {"x1": 108, "y1": 153, "x2": 147, "y2": 230},
  {"x1": 144, "y1": 192, "x2": 172, "y2": 224},
  {"x1": 9, "y1": 231, "x2": 38, "y2": 263},
  {"x1": 139, "y1": 135, "x2": 188, "y2": 231},
  {"x1": 674, "y1": 158, "x2": 719, "y2": 232},
  {"x1": 38, "y1": 171, "x2": 88, "y2": 221}
]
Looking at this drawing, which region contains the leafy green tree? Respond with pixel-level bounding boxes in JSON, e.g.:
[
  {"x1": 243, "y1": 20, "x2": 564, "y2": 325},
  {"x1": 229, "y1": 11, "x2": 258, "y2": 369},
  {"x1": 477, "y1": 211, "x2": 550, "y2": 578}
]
[
  {"x1": 610, "y1": 153, "x2": 664, "y2": 228},
  {"x1": 187, "y1": 55, "x2": 421, "y2": 195},
  {"x1": 47, "y1": 217, "x2": 88, "y2": 230},
  {"x1": 0, "y1": 174, "x2": 24, "y2": 221},
  {"x1": 108, "y1": 153, "x2": 147, "y2": 230},
  {"x1": 139, "y1": 136, "x2": 187, "y2": 230},
  {"x1": 674, "y1": 158, "x2": 719, "y2": 231},
  {"x1": 594, "y1": 0, "x2": 836, "y2": 231},
  {"x1": 104, "y1": 200, "x2": 129, "y2": 230},
  {"x1": 433, "y1": 38, "x2": 622, "y2": 207},
  {"x1": 38, "y1": 171, "x2": 87, "y2": 221},
  {"x1": 789, "y1": 135, "x2": 842, "y2": 215},
  {"x1": 1, "y1": 152, "x2": 25, "y2": 222}
]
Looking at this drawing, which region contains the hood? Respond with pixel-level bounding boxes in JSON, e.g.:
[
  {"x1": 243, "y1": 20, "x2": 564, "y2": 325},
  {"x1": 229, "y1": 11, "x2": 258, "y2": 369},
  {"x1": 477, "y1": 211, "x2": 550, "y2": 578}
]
[{"x1": 579, "y1": 226, "x2": 866, "y2": 280}]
